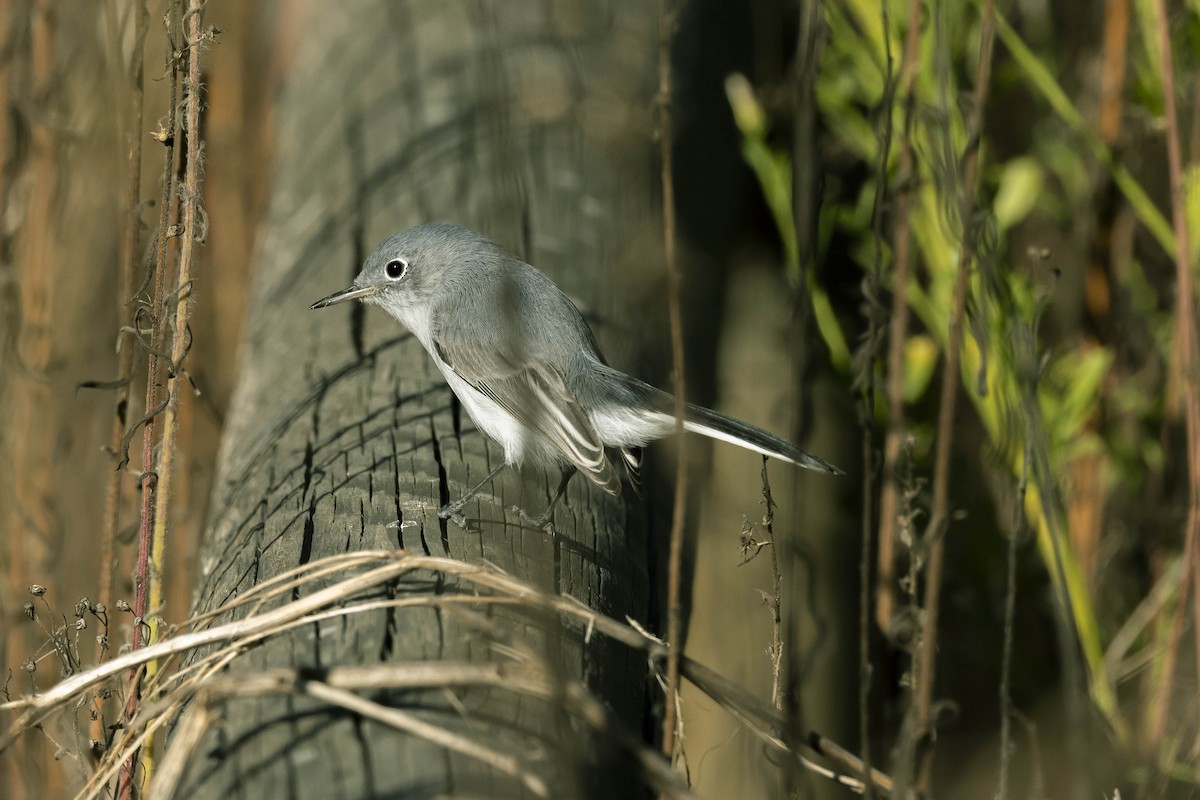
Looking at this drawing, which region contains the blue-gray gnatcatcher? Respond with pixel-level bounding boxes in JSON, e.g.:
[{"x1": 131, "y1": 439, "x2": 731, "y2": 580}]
[{"x1": 311, "y1": 223, "x2": 841, "y2": 528}]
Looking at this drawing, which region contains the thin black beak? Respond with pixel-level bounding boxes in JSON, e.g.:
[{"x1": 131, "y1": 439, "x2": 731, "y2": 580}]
[{"x1": 310, "y1": 284, "x2": 380, "y2": 309}]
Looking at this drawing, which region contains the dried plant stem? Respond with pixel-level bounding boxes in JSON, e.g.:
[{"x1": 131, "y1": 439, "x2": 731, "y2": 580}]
[
  {"x1": 83, "y1": 693, "x2": 172, "y2": 800},
  {"x1": 149, "y1": 0, "x2": 205, "y2": 667},
  {"x1": 95, "y1": 0, "x2": 147, "y2": 745},
  {"x1": 759, "y1": 463, "x2": 784, "y2": 709},
  {"x1": 308, "y1": 680, "x2": 551, "y2": 798},
  {"x1": 131, "y1": 0, "x2": 180, "y2": 654},
  {"x1": 1097, "y1": 0, "x2": 1130, "y2": 145},
  {"x1": 998, "y1": 431, "x2": 1032, "y2": 799},
  {"x1": 101, "y1": 0, "x2": 149, "y2": 624},
  {"x1": 876, "y1": 0, "x2": 924, "y2": 634},
  {"x1": 120, "y1": 4, "x2": 181, "y2": 796},
  {"x1": 914, "y1": 0, "x2": 997, "y2": 790},
  {"x1": 3, "y1": 549, "x2": 890, "y2": 796},
  {"x1": 1, "y1": 549, "x2": 892, "y2": 796},
  {"x1": 146, "y1": 699, "x2": 213, "y2": 799},
  {"x1": 2, "y1": 558, "x2": 420, "y2": 728},
  {"x1": 658, "y1": 0, "x2": 687, "y2": 767},
  {"x1": 788, "y1": 5, "x2": 822, "y2": 792},
  {"x1": 854, "y1": 0, "x2": 903, "y2": 790},
  {"x1": 136, "y1": 0, "x2": 206, "y2": 788},
  {"x1": 1145, "y1": 0, "x2": 1200, "y2": 750}
]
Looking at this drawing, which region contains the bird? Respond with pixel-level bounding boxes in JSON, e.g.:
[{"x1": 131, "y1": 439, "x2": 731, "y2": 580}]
[{"x1": 311, "y1": 223, "x2": 841, "y2": 528}]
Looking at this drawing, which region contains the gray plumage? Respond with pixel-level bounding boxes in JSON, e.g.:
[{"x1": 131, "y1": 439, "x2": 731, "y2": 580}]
[{"x1": 311, "y1": 223, "x2": 840, "y2": 526}]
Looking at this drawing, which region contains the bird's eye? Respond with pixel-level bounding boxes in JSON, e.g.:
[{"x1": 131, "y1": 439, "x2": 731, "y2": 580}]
[{"x1": 385, "y1": 258, "x2": 408, "y2": 280}]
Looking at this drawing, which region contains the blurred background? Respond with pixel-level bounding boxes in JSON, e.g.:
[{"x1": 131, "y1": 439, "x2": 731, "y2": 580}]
[{"x1": 1, "y1": 0, "x2": 1198, "y2": 797}]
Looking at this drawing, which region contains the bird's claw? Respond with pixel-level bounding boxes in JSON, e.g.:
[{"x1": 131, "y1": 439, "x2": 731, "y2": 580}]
[
  {"x1": 511, "y1": 504, "x2": 556, "y2": 534},
  {"x1": 436, "y1": 501, "x2": 554, "y2": 534},
  {"x1": 437, "y1": 503, "x2": 474, "y2": 531}
]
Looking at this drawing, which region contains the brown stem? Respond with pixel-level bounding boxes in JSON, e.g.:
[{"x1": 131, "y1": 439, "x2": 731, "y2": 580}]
[
  {"x1": 1145, "y1": 0, "x2": 1200, "y2": 752},
  {"x1": 914, "y1": 0, "x2": 997, "y2": 790},
  {"x1": 1097, "y1": 0, "x2": 1130, "y2": 146},
  {"x1": 875, "y1": 0, "x2": 925, "y2": 635},
  {"x1": 149, "y1": 0, "x2": 206, "y2": 650},
  {"x1": 102, "y1": 0, "x2": 149, "y2": 619},
  {"x1": 95, "y1": 0, "x2": 148, "y2": 745},
  {"x1": 658, "y1": 0, "x2": 687, "y2": 768},
  {"x1": 119, "y1": 4, "x2": 181, "y2": 796},
  {"x1": 998, "y1": 414, "x2": 1033, "y2": 798},
  {"x1": 856, "y1": 1, "x2": 904, "y2": 793},
  {"x1": 789, "y1": 1, "x2": 822, "y2": 790},
  {"x1": 759, "y1": 462, "x2": 784, "y2": 710}
]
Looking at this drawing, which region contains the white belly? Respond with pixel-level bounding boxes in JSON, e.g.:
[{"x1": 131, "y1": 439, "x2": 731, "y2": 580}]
[
  {"x1": 433, "y1": 358, "x2": 556, "y2": 468},
  {"x1": 382, "y1": 299, "x2": 552, "y2": 466}
]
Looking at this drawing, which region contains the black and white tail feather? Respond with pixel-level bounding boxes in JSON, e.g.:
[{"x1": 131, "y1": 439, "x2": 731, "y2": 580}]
[{"x1": 591, "y1": 369, "x2": 842, "y2": 496}]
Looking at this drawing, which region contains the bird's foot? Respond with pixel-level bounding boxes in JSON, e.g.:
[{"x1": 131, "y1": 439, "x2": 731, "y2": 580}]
[
  {"x1": 511, "y1": 504, "x2": 557, "y2": 534},
  {"x1": 437, "y1": 502, "x2": 476, "y2": 531}
]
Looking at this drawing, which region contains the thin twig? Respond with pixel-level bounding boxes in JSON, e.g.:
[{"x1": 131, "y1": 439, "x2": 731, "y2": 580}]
[
  {"x1": 87, "y1": 705, "x2": 164, "y2": 800},
  {"x1": 915, "y1": 0, "x2": 997, "y2": 790},
  {"x1": 148, "y1": 0, "x2": 206, "y2": 675},
  {"x1": 854, "y1": 0, "x2": 901, "y2": 791},
  {"x1": 442, "y1": 604, "x2": 698, "y2": 799},
  {"x1": 145, "y1": 698, "x2": 212, "y2": 799},
  {"x1": 657, "y1": 0, "x2": 687, "y2": 768},
  {"x1": 884, "y1": 5, "x2": 934, "y2": 793},
  {"x1": 0, "y1": 559, "x2": 421, "y2": 735},
  {"x1": 119, "y1": 3, "x2": 181, "y2": 796},
  {"x1": 131, "y1": 0, "x2": 180, "y2": 656},
  {"x1": 307, "y1": 680, "x2": 550, "y2": 798},
  {"x1": 759, "y1": 462, "x2": 784, "y2": 710},
  {"x1": 149, "y1": 657, "x2": 698, "y2": 800},
  {"x1": 98, "y1": 0, "x2": 148, "y2": 665},
  {"x1": 1105, "y1": 558, "x2": 1182, "y2": 679},
  {"x1": 787, "y1": 2, "x2": 823, "y2": 789},
  {"x1": 2, "y1": 550, "x2": 893, "y2": 796},
  {"x1": 92, "y1": 0, "x2": 148, "y2": 749},
  {"x1": 1145, "y1": 0, "x2": 1200, "y2": 751},
  {"x1": 1097, "y1": 0, "x2": 1130, "y2": 146},
  {"x1": 876, "y1": 0, "x2": 925, "y2": 636},
  {"x1": 138, "y1": 3, "x2": 206, "y2": 787},
  {"x1": 998, "y1": 392, "x2": 1033, "y2": 799},
  {"x1": 683, "y1": 656, "x2": 893, "y2": 794}
]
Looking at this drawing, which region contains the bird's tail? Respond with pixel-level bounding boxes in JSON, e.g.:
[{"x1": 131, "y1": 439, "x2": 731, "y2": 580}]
[
  {"x1": 587, "y1": 362, "x2": 842, "y2": 476},
  {"x1": 679, "y1": 403, "x2": 842, "y2": 475}
]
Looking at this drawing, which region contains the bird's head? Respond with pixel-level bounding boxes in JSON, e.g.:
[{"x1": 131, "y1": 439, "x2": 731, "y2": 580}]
[{"x1": 310, "y1": 223, "x2": 496, "y2": 313}]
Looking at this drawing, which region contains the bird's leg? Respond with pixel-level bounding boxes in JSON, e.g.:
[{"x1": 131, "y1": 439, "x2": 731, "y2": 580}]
[
  {"x1": 514, "y1": 465, "x2": 577, "y2": 530},
  {"x1": 438, "y1": 461, "x2": 510, "y2": 528}
]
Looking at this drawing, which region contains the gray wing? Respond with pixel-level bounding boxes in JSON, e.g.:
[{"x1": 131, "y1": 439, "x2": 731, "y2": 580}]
[{"x1": 431, "y1": 328, "x2": 621, "y2": 495}]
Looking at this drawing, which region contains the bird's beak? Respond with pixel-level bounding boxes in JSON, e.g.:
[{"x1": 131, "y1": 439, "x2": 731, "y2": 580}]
[{"x1": 310, "y1": 284, "x2": 381, "y2": 309}]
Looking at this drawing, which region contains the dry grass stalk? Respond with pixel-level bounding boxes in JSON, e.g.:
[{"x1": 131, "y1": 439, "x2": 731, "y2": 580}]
[{"x1": 1, "y1": 548, "x2": 890, "y2": 797}]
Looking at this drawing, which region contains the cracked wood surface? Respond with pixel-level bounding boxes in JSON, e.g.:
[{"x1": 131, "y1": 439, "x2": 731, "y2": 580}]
[{"x1": 178, "y1": 2, "x2": 661, "y2": 797}]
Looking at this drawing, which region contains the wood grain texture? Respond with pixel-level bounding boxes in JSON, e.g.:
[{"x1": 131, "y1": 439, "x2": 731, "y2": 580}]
[{"x1": 178, "y1": 2, "x2": 662, "y2": 797}]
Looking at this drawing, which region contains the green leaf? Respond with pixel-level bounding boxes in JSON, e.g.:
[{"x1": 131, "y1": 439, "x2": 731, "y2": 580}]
[
  {"x1": 993, "y1": 157, "x2": 1045, "y2": 230},
  {"x1": 903, "y1": 334, "x2": 940, "y2": 403}
]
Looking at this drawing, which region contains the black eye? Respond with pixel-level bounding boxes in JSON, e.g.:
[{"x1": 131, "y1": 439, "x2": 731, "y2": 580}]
[{"x1": 385, "y1": 258, "x2": 407, "y2": 280}]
